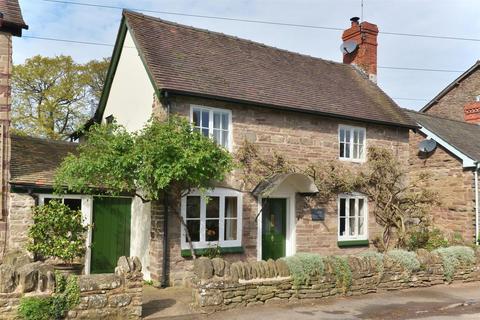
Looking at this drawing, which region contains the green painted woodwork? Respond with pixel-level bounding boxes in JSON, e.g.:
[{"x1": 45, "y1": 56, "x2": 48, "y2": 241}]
[
  {"x1": 180, "y1": 246, "x2": 244, "y2": 258},
  {"x1": 337, "y1": 239, "x2": 369, "y2": 247},
  {"x1": 91, "y1": 197, "x2": 132, "y2": 274},
  {"x1": 262, "y1": 198, "x2": 287, "y2": 260}
]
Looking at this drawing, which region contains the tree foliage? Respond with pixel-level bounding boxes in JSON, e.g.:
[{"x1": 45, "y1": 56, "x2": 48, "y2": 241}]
[
  {"x1": 12, "y1": 55, "x2": 110, "y2": 139},
  {"x1": 54, "y1": 116, "x2": 234, "y2": 201}
]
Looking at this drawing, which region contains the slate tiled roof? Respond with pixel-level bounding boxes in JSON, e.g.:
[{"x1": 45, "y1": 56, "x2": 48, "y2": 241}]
[
  {"x1": 0, "y1": 0, "x2": 28, "y2": 29},
  {"x1": 405, "y1": 109, "x2": 480, "y2": 161},
  {"x1": 122, "y1": 10, "x2": 414, "y2": 128},
  {"x1": 10, "y1": 135, "x2": 77, "y2": 186}
]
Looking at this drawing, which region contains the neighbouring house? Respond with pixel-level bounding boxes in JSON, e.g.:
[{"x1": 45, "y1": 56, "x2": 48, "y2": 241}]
[
  {"x1": 406, "y1": 110, "x2": 480, "y2": 243},
  {"x1": 89, "y1": 11, "x2": 417, "y2": 285},
  {"x1": 420, "y1": 60, "x2": 480, "y2": 122},
  {"x1": 0, "y1": 1, "x2": 140, "y2": 280},
  {"x1": 406, "y1": 60, "x2": 480, "y2": 245}
]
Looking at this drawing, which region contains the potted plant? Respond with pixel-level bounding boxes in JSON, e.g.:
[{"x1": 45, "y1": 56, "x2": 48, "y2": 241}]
[{"x1": 28, "y1": 200, "x2": 88, "y2": 275}]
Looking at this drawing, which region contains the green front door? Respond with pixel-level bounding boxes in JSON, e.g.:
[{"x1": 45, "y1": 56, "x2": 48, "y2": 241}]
[
  {"x1": 262, "y1": 198, "x2": 287, "y2": 260},
  {"x1": 91, "y1": 197, "x2": 132, "y2": 274}
]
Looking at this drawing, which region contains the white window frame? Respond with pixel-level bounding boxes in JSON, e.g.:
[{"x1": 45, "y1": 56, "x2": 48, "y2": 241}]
[
  {"x1": 190, "y1": 105, "x2": 233, "y2": 151},
  {"x1": 338, "y1": 124, "x2": 366, "y2": 162},
  {"x1": 180, "y1": 188, "x2": 242, "y2": 250},
  {"x1": 337, "y1": 193, "x2": 368, "y2": 241},
  {"x1": 38, "y1": 194, "x2": 94, "y2": 274}
]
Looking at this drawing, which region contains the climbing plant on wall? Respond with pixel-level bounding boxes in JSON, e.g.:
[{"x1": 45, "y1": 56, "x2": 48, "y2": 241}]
[{"x1": 236, "y1": 141, "x2": 438, "y2": 251}]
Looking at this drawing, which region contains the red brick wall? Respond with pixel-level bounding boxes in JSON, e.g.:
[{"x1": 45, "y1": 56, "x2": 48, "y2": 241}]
[
  {"x1": 149, "y1": 94, "x2": 410, "y2": 285},
  {"x1": 424, "y1": 70, "x2": 480, "y2": 121},
  {"x1": 408, "y1": 130, "x2": 475, "y2": 242}
]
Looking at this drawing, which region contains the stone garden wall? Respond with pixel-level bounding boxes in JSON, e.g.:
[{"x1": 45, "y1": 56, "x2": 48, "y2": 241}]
[
  {"x1": 192, "y1": 249, "x2": 480, "y2": 311},
  {"x1": 0, "y1": 252, "x2": 142, "y2": 319}
]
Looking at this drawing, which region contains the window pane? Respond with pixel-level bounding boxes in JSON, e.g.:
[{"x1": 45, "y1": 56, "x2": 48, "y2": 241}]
[
  {"x1": 340, "y1": 142, "x2": 345, "y2": 157},
  {"x1": 359, "y1": 130, "x2": 365, "y2": 144},
  {"x1": 358, "y1": 199, "x2": 365, "y2": 216},
  {"x1": 339, "y1": 198, "x2": 346, "y2": 217},
  {"x1": 44, "y1": 198, "x2": 53, "y2": 205},
  {"x1": 353, "y1": 144, "x2": 359, "y2": 159},
  {"x1": 213, "y1": 112, "x2": 221, "y2": 129},
  {"x1": 340, "y1": 217, "x2": 346, "y2": 236},
  {"x1": 206, "y1": 197, "x2": 220, "y2": 218},
  {"x1": 225, "y1": 197, "x2": 238, "y2": 218},
  {"x1": 345, "y1": 129, "x2": 350, "y2": 143},
  {"x1": 202, "y1": 128, "x2": 209, "y2": 137},
  {"x1": 213, "y1": 129, "x2": 221, "y2": 144},
  {"x1": 206, "y1": 220, "x2": 219, "y2": 241},
  {"x1": 221, "y1": 131, "x2": 228, "y2": 148},
  {"x1": 64, "y1": 198, "x2": 82, "y2": 211},
  {"x1": 222, "y1": 113, "x2": 229, "y2": 130},
  {"x1": 201, "y1": 110, "x2": 209, "y2": 127},
  {"x1": 354, "y1": 130, "x2": 359, "y2": 144},
  {"x1": 349, "y1": 199, "x2": 355, "y2": 218},
  {"x1": 340, "y1": 129, "x2": 345, "y2": 142},
  {"x1": 349, "y1": 217, "x2": 356, "y2": 236},
  {"x1": 186, "y1": 196, "x2": 200, "y2": 219},
  {"x1": 225, "y1": 219, "x2": 237, "y2": 240},
  {"x1": 359, "y1": 144, "x2": 364, "y2": 159},
  {"x1": 345, "y1": 142, "x2": 350, "y2": 158},
  {"x1": 358, "y1": 216, "x2": 364, "y2": 236},
  {"x1": 186, "y1": 220, "x2": 200, "y2": 242},
  {"x1": 193, "y1": 109, "x2": 201, "y2": 127}
]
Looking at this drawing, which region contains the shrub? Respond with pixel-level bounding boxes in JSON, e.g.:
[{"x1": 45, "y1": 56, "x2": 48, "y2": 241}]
[
  {"x1": 433, "y1": 246, "x2": 476, "y2": 282},
  {"x1": 358, "y1": 251, "x2": 384, "y2": 274},
  {"x1": 386, "y1": 249, "x2": 421, "y2": 272},
  {"x1": 406, "y1": 228, "x2": 449, "y2": 251},
  {"x1": 328, "y1": 256, "x2": 352, "y2": 293},
  {"x1": 17, "y1": 274, "x2": 80, "y2": 320},
  {"x1": 18, "y1": 297, "x2": 52, "y2": 320},
  {"x1": 284, "y1": 253, "x2": 325, "y2": 286},
  {"x1": 27, "y1": 200, "x2": 87, "y2": 264}
]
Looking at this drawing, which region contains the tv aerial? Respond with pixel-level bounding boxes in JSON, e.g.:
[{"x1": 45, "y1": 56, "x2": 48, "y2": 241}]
[
  {"x1": 340, "y1": 41, "x2": 358, "y2": 54},
  {"x1": 419, "y1": 139, "x2": 437, "y2": 153}
]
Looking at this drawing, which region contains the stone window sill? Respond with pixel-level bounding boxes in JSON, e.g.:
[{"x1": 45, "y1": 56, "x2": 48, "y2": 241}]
[{"x1": 181, "y1": 246, "x2": 244, "y2": 258}]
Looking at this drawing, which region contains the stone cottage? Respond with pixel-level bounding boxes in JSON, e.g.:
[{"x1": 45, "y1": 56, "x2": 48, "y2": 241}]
[
  {"x1": 89, "y1": 10, "x2": 417, "y2": 285},
  {"x1": 406, "y1": 60, "x2": 480, "y2": 245},
  {"x1": 407, "y1": 110, "x2": 480, "y2": 243}
]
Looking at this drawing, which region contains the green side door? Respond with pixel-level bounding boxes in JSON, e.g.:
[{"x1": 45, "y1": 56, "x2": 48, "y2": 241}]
[
  {"x1": 262, "y1": 198, "x2": 287, "y2": 260},
  {"x1": 91, "y1": 197, "x2": 132, "y2": 274}
]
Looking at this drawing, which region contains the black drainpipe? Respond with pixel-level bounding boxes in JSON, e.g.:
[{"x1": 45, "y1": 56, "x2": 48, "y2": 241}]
[
  {"x1": 160, "y1": 90, "x2": 171, "y2": 288},
  {"x1": 161, "y1": 190, "x2": 169, "y2": 288}
]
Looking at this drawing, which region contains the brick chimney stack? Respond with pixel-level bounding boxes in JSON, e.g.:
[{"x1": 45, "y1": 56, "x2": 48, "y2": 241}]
[
  {"x1": 0, "y1": 0, "x2": 28, "y2": 259},
  {"x1": 342, "y1": 17, "x2": 379, "y2": 83}
]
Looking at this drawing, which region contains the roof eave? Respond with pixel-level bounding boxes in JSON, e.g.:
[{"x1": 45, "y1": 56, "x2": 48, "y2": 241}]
[{"x1": 162, "y1": 88, "x2": 418, "y2": 130}]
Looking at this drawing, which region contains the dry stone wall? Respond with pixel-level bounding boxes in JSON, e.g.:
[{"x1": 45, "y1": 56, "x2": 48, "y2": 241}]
[
  {"x1": 0, "y1": 253, "x2": 143, "y2": 319},
  {"x1": 192, "y1": 250, "x2": 480, "y2": 311}
]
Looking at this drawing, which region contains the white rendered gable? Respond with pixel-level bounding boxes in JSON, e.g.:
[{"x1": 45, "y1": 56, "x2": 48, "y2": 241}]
[{"x1": 102, "y1": 29, "x2": 156, "y2": 132}]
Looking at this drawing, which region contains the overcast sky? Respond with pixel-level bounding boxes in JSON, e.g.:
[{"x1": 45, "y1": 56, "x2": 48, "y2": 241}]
[{"x1": 14, "y1": 0, "x2": 480, "y2": 110}]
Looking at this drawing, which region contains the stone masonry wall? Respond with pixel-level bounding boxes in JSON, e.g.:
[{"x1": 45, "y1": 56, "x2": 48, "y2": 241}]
[
  {"x1": 409, "y1": 130, "x2": 476, "y2": 242},
  {"x1": 6, "y1": 193, "x2": 35, "y2": 253},
  {"x1": 192, "y1": 250, "x2": 480, "y2": 311},
  {"x1": 0, "y1": 253, "x2": 142, "y2": 319},
  {"x1": 423, "y1": 68, "x2": 480, "y2": 121},
  {"x1": 149, "y1": 94, "x2": 410, "y2": 285}
]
